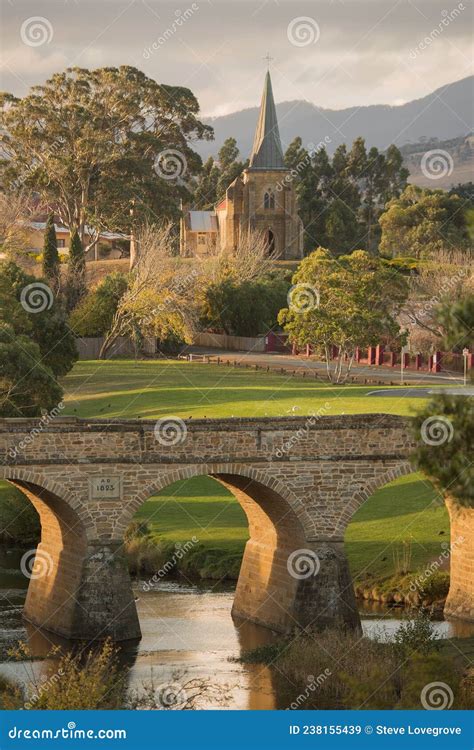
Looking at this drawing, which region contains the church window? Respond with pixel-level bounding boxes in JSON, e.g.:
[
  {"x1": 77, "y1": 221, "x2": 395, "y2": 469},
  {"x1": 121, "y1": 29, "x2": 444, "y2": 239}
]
[{"x1": 264, "y1": 190, "x2": 275, "y2": 210}]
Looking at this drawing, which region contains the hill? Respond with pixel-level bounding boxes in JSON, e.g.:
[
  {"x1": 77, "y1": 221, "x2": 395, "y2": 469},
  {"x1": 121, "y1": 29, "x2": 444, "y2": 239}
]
[{"x1": 197, "y1": 76, "x2": 474, "y2": 166}]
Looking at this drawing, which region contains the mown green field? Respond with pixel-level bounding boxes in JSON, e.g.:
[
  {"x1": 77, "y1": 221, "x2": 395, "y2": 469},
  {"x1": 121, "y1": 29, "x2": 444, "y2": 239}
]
[
  {"x1": 62, "y1": 359, "x2": 427, "y2": 419},
  {"x1": 0, "y1": 359, "x2": 449, "y2": 584},
  {"x1": 133, "y1": 472, "x2": 448, "y2": 583}
]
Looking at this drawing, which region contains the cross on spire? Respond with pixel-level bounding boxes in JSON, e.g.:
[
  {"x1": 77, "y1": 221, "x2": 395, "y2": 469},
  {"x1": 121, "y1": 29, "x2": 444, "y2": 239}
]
[{"x1": 263, "y1": 52, "x2": 274, "y2": 69}]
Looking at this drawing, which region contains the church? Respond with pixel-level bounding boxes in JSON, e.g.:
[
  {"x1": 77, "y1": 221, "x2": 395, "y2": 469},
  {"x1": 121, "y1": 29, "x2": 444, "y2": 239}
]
[{"x1": 180, "y1": 71, "x2": 304, "y2": 259}]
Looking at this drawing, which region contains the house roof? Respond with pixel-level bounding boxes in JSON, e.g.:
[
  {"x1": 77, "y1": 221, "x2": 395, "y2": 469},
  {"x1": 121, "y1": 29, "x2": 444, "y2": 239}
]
[
  {"x1": 28, "y1": 222, "x2": 129, "y2": 240},
  {"x1": 248, "y1": 71, "x2": 286, "y2": 171},
  {"x1": 188, "y1": 211, "x2": 218, "y2": 232}
]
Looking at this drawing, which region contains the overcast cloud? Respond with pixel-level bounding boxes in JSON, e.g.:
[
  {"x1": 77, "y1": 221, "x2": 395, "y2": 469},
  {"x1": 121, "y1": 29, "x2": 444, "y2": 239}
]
[{"x1": 1, "y1": 0, "x2": 472, "y2": 116}]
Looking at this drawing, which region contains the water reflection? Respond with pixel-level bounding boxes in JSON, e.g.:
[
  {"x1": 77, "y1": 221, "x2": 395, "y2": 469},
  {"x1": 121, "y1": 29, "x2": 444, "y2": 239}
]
[{"x1": 0, "y1": 571, "x2": 473, "y2": 710}]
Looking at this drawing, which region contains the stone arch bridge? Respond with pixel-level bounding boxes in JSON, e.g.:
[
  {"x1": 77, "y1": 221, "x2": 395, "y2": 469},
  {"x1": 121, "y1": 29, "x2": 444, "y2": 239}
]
[{"x1": 0, "y1": 414, "x2": 471, "y2": 642}]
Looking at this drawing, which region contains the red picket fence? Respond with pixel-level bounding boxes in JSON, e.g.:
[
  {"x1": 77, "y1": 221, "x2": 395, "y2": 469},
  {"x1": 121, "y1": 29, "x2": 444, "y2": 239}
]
[{"x1": 265, "y1": 334, "x2": 472, "y2": 374}]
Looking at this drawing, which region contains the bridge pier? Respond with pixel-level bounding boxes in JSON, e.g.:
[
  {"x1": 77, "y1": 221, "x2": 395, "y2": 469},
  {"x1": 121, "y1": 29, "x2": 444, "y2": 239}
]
[
  {"x1": 444, "y1": 499, "x2": 474, "y2": 623},
  {"x1": 293, "y1": 540, "x2": 361, "y2": 632},
  {"x1": 24, "y1": 540, "x2": 141, "y2": 642},
  {"x1": 232, "y1": 538, "x2": 360, "y2": 634}
]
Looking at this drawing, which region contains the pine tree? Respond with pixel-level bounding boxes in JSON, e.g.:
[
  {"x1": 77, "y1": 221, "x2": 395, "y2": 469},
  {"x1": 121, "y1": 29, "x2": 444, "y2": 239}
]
[
  {"x1": 42, "y1": 212, "x2": 60, "y2": 288},
  {"x1": 65, "y1": 229, "x2": 86, "y2": 310}
]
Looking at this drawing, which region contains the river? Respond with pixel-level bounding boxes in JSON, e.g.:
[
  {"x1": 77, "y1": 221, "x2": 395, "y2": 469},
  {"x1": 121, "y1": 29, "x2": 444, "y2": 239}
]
[{"x1": 0, "y1": 548, "x2": 473, "y2": 710}]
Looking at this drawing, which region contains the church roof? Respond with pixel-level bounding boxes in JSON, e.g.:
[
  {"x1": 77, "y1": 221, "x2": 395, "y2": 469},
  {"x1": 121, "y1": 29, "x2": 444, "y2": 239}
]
[{"x1": 248, "y1": 71, "x2": 286, "y2": 171}]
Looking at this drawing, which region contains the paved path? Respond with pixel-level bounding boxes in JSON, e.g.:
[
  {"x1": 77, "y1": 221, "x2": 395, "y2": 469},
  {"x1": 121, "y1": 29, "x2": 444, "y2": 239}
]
[
  {"x1": 185, "y1": 347, "x2": 466, "y2": 386},
  {"x1": 366, "y1": 387, "x2": 474, "y2": 398}
]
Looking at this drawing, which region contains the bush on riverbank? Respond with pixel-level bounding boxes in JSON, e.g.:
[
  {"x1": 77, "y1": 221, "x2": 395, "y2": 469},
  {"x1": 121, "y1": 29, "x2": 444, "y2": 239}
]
[
  {"x1": 239, "y1": 615, "x2": 474, "y2": 710},
  {"x1": 354, "y1": 570, "x2": 450, "y2": 609},
  {"x1": 1, "y1": 641, "x2": 229, "y2": 710},
  {"x1": 125, "y1": 522, "x2": 241, "y2": 581}
]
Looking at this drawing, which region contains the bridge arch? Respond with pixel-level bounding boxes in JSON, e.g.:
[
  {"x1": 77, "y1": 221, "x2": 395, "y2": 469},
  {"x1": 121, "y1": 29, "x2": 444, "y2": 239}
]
[
  {"x1": 0, "y1": 472, "x2": 88, "y2": 640},
  {"x1": 114, "y1": 462, "x2": 313, "y2": 537},
  {"x1": 119, "y1": 464, "x2": 360, "y2": 636}
]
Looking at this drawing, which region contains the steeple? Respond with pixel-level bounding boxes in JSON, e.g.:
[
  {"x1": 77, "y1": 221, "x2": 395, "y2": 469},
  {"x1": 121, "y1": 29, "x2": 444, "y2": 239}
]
[{"x1": 248, "y1": 71, "x2": 285, "y2": 170}]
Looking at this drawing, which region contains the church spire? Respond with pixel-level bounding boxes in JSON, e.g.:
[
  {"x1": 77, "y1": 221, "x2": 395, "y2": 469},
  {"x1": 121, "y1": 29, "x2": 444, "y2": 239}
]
[{"x1": 248, "y1": 71, "x2": 285, "y2": 170}]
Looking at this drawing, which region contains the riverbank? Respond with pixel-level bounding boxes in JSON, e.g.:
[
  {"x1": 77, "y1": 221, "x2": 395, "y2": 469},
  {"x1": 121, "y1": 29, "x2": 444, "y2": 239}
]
[{"x1": 238, "y1": 618, "x2": 474, "y2": 710}]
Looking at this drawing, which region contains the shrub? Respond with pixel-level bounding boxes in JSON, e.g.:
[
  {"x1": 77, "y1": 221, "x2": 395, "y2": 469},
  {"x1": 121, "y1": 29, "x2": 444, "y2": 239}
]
[
  {"x1": 392, "y1": 609, "x2": 439, "y2": 657},
  {"x1": 69, "y1": 272, "x2": 128, "y2": 337}
]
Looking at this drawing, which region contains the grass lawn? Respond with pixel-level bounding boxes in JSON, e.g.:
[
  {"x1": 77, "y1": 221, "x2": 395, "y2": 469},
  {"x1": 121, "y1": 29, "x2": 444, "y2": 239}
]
[
  {"x1": 1, "y1": 359, "x2": 449, "y2": 584},
  {"x1": 345, "y1": 473, "x2": 448, "y2": 581},
  {"x1": 130, "y1": 472, "x2": 448, "y2": 582},
  {"x1": 62, "y1": 359, "x2": 429, "y2": 419}
]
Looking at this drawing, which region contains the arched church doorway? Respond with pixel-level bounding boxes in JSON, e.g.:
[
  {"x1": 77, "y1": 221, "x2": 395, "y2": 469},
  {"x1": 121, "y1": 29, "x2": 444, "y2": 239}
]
[{"x1": 265, "y1": 229, "x2": 275, "y2": 255}]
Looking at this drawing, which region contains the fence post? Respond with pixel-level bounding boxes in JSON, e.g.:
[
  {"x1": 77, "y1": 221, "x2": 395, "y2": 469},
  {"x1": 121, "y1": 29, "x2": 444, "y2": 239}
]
[{"x1": 431, "y1": 351, "x2": 441, "y2": 373}]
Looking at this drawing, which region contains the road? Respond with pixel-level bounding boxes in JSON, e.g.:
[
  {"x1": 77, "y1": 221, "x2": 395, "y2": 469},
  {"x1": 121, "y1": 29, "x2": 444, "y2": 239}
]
[{"x1": 184, "y1": 347, "x2": 468, "y2": 387}]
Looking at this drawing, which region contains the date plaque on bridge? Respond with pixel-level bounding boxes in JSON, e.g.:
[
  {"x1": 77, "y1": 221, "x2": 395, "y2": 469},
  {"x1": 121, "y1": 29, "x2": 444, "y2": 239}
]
[{"x1": 89, "y1": 476, "x2": 122, "y2": 500}]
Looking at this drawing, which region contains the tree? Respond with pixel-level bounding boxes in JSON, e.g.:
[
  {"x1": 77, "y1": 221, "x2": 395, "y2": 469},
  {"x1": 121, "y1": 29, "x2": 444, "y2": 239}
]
[
  {"x1": 283, "y1": 137, "x2": 407, "y2": 256},
  {"x1": 449, "y1": 182, "x2": 474, "y2": 204},
  {"x1": 347, "y1": 138, "x2": 409, "y2": 254},
  {"x1": 379, "y1": 185, "x2": 469, "y2": 257},
  {"x1": 202, "y1": 275, "x2": 288, "y2": 337},
  {"x1": 278, "y1": 248, "x2": 408, "y2": 382},
  {"x1": 0, "y1": 261, "x2": 77, "y2": 377},
  {"x1": 194, "y1": 157, "x2": 220, "y2": 209},
  {"x1": 42, "y1": 212, "x2": 60, "y2": 289},
  {"x1": 412, "y1": 294, "x2": 473, "y2": 507},
  {"x1": 0, "y1": 191, "x2": 35, "y2": 261},
  {"x1": 65, "y1": 230, "x2": 86, "y2": 311},
  {"x1": 324, "y1": 199, "x2": 359, "y2": 255},
  {"x1": 435, "y1": 293, "x2": 474, "y2": 351},
  {"x1": 69, "y1": 272, "x2": 128, "y2": 337},
  {"x1": 0, "y1": 324, "x2": 63, "y2": 417},
  {"x1": 100, "y1": 223, "x2": 204, "y2": 358},
  {"x1": 216, "y1": 138, "x2": 246, "y2": 198},
  {"x1": 413, "y1": 395, "x2": 473, "y2": 508},
  {"x1": 1, "y1": 66, "x2": 212, "y2": 250},
  {"x1": 401, "y1": 249, "x2": 473, "y2": 347}
]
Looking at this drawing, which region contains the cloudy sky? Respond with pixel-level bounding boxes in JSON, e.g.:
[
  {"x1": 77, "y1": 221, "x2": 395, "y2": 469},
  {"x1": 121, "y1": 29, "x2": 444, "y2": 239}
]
[{"x1": 1, "y1": 0, "x2": 472, "y2": 117}]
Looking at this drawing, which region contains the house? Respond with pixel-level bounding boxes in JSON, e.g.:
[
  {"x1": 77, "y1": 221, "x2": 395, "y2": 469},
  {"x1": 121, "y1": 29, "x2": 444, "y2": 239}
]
[{"x1": 25, "y1": 221, "x2": 129, "y2": 260}]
